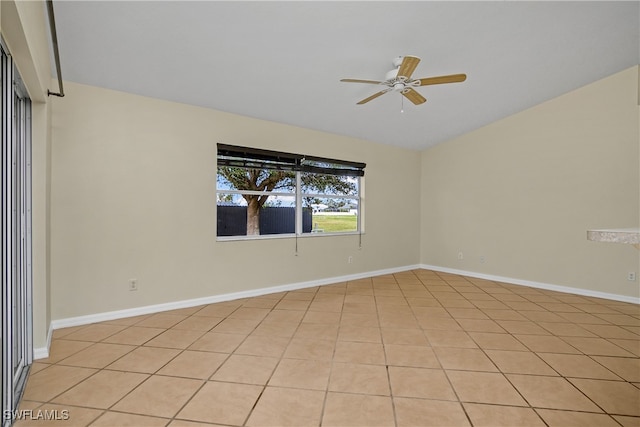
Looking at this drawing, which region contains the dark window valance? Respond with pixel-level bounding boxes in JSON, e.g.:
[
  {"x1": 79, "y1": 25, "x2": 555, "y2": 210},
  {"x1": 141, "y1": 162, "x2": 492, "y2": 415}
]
[{"x1": 217, "y1": 144, "x2": 366, "y2": 177}]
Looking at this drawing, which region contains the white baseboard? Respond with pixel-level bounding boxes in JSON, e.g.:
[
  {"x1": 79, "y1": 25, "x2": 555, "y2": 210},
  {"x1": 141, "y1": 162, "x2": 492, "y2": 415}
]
[
  {"x1": 421, "y1": 264, "x2": 640, "y2": 305},
  {"x1": 47, "y1": 264, "x2": 421, "y2": 333},
  {"x1": 33, "y1": 324, "x2": 52, "y2": 360},
  {"x1": 35, "y1": 263, "x2": 636, "y2": 360}
]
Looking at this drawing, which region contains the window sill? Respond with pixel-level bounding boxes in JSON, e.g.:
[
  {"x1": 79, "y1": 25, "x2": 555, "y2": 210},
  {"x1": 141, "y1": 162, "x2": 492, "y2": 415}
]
[{"x1": 216, "y1": 231, "x2": 364, "y2": 242}]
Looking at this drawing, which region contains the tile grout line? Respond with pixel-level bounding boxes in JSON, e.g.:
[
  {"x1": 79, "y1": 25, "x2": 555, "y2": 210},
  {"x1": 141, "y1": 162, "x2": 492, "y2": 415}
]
[
  {"x1": 21, "y1": 269, "x2": 640, "y2": 426},
  {"x1": 238, "y1": 284, "x2": 323, "y2": 427}
]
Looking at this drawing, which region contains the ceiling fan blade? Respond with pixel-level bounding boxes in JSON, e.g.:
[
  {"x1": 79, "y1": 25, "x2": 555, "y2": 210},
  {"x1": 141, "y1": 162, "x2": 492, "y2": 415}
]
[
  {"x1": 397, "y1": 56, "x2": 420, "y2": 80},
  {"x1": 416, "y1": 74, "x2": 467, "y2": 86},
  {"x1": 341, "y1": 78, "x2": 384, "y2": 84},
  {"x1": 402, "y1": 88, "x2": 426, "y2": 105},
  {"x1": 357, "y1": 89, "x2": 392, "y2": 105}
]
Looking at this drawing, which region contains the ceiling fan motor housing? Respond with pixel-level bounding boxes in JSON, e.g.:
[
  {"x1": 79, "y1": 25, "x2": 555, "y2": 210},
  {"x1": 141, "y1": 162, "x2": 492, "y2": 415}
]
[{"x1": 385, "y1": 69, "x2": 400, "y2": 81}]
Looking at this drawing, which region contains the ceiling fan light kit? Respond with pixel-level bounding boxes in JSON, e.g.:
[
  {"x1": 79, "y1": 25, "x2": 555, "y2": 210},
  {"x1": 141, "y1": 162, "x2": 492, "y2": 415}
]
[{"x1": 341, "y1": 55, "x2": 467, "y2": 106}]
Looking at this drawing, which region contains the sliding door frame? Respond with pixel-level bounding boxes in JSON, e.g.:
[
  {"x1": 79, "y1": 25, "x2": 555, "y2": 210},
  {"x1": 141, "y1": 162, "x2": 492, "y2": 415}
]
[{"x1": 1, "y1": 37, "x2": 33, "y2": 427}]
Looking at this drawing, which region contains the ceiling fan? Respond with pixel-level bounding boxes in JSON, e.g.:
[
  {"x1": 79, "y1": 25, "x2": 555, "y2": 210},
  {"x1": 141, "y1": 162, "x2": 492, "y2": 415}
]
[{"x1": 341, "y1": 55, "x2": 467, "y2": 106}]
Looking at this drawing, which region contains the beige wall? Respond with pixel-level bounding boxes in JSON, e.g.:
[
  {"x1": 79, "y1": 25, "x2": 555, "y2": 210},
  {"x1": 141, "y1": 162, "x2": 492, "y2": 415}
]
[
  {"x1": 1, "y1": 0, "x2": 52, "y2": 349},
  {"x1": 49, "y1": 82, "x2": 421, "y2": 319},
  {"x1": 421, "y1": 66, "x2": 640, "y2": 299},
  {"x1": 2, "y1": 0, "x2": 638, "y2": 350}
]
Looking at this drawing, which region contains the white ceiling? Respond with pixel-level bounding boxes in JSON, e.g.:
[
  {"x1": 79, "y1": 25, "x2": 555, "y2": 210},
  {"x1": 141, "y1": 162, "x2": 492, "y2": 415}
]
[{"x1": 52, "y1": 1, "x2": 639, "y2": 151}]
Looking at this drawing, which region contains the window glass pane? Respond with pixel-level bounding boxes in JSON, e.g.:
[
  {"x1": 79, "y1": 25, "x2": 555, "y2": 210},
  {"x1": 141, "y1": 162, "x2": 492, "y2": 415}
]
[
  {"x1": 303, "y1": 197, "x2": 359, "y2": 234},
  {"x1": 217, "y1": 167, "x2": 295, "y2": 193},
  {"x1": 216, "y1": 147, "x2": 363, "y2": 238},
  {"x1": 217, "y1": 194, "x2": 297, "y2": 236},
  {"x1": 300, "y1": 172, "x2": 358, "y2": 196},
  {"x1": 216, "y1": 192, "x2": 246, "y2": 206}
]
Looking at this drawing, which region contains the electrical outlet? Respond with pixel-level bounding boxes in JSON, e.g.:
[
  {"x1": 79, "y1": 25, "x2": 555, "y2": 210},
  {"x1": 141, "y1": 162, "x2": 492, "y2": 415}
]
[
  {"x1": 129, "y1": 279, "x2": 138, "y2": 291},
  {"x1": 348, "y1": 256, "x2": 353, "y2": 264},
  {"x1": 479, "y1": 256, "x2": 485, "y2": 264},
  {"x1": 628, "y1": 272, "x2": 636, "y2": 281},
  {"x1": 457, "y1": 252, "x2": 464, "y2": 260}
]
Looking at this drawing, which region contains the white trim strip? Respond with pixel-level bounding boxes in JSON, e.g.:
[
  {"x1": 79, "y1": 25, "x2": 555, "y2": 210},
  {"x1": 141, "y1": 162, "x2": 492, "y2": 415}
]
[
  {"x1": 33, "y1": 325, "x2": 52, "y2": 360},
  {"x1": 47, "y1": 264, "x2": 421, "y2": 333},
  {"x1": 36, "y1": 263, "x2": 638, "y2": 360},
  {"x1": 421, "y1": 264, "x2": 640, "y2": 305}
]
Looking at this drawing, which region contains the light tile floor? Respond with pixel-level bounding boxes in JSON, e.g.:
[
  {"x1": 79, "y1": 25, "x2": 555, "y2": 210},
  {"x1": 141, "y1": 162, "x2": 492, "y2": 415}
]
[{"x1": 16, "y1": 269, "x2": 640, "y2": 426}]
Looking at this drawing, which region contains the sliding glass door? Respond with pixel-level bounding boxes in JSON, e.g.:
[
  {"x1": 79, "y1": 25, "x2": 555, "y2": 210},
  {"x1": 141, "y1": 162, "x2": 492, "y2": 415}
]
[{"x1": 1, "y1": 39, "x2": 33, "y2": 427}]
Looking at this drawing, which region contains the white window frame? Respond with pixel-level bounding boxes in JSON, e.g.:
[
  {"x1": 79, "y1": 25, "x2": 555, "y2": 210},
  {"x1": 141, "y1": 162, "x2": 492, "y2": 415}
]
[{"x1": 216, "y1": 145, "x2": 365, "y2": 241}]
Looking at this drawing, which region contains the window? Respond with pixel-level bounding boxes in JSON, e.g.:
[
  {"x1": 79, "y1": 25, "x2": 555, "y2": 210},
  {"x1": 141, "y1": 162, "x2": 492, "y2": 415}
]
[{"x1": 216, "y1": 144, "x2": 365, "y2": 238}]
